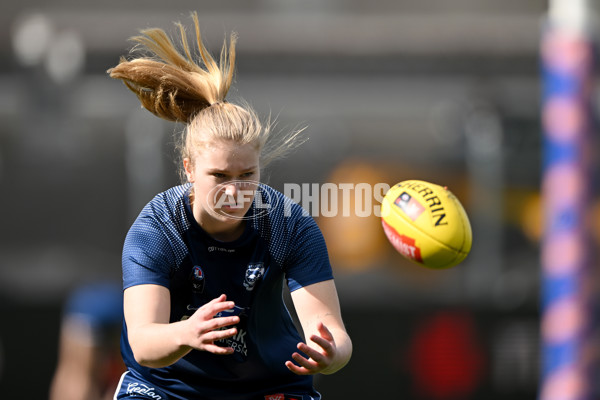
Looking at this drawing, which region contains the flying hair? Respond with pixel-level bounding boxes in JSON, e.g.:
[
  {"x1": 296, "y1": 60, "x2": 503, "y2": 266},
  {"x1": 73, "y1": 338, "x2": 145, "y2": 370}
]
[
  {"x1": 107, "y1": 12, "x2": 236, "y2": 123},
  {"x1": 108, "y1": 12, "x2": 307, "y2": 177}
]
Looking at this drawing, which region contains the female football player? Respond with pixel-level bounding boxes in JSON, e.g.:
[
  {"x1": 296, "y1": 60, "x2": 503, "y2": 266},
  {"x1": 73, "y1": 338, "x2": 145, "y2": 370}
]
[{"x1": 108, "y1": 12, "x2": 352, "y2": 400}]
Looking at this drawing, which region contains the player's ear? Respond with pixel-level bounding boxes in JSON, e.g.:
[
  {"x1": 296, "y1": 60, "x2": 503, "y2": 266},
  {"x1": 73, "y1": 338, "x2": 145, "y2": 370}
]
[{"x1": 183, "y1": 158, "x2": 195, "y2": 183}]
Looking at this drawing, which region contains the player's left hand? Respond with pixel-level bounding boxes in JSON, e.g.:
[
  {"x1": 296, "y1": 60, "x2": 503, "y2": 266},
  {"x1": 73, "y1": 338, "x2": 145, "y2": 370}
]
[{"x1": 285, "y1": 322, "x2": 337, "y2": 375}]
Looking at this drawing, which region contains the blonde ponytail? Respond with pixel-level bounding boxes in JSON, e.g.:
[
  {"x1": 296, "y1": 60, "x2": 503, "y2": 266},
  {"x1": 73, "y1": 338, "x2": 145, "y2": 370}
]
[
  {"x1": 109, "y1": 12, "x2": 307, "y2": 179},
  {"x1": 107, "y1": 12, "x2": 236, "y2": 123}
]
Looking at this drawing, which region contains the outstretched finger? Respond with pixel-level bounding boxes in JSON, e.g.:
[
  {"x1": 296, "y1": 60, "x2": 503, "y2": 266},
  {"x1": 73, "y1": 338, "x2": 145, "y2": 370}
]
[
  {"x1": 195, "y1": 298, "x2": 235, "y2": 319},
  {"x1": 202, "y1": 316, "x2": 240, "y2": 332},
  {"x1": 308, "y1": 334, "x2": 334, "y2": 354},
  {"x1": 204, "y1": 343, "x2": 235, "y2": 355},
  {"x1": 316, "y1": 322, "x2": 334, "y2": 341},
  {"x1": 202, "y1": 294, "x2": 228, "y2": 308},
  {"x1": 285, "y1": 359, "x2": 316, "y2": 376},
  {"x1": 203, "y1": 327, "x2": 238, "y2": 343},
  {"x1": 292, "y1": 351, "x2": 321, "y2": 368},
  {"x1": 296, "y1": 343, "x2": 326, "y2": 363}
]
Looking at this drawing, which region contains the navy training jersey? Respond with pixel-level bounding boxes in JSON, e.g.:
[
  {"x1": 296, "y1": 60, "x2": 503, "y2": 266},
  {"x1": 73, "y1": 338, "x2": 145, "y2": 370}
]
[{"x1": 119, "y1": 183, "x2": 333, "y2": 400}]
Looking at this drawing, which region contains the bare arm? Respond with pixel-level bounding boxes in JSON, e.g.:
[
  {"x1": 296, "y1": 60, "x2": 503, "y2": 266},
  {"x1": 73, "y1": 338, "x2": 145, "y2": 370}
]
[
  {"x1": 286, "y1": 279, "x2": 352, "y2": 375},
  {"x1": 49, "y1": 318, "x2": 99, "y2": 400},
  {"x1": 124, "y1": 284, "x2": 240, "y2": 368}
]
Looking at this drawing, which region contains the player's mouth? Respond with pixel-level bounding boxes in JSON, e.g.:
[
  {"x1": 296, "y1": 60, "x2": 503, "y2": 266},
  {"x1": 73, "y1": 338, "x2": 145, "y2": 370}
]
[{"x1": 220, "y1": 203, "x2": 245, "y2": 211}]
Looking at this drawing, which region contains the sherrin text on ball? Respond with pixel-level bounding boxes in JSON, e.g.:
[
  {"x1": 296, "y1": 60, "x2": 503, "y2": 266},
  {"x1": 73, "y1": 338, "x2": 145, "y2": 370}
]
[{"x1": 381, "y1": 180, "x2": 472, "y2": 269}]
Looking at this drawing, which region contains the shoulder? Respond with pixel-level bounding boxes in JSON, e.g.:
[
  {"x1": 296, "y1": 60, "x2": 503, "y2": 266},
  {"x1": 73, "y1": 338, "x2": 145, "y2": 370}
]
[
  {"x1": 250, "y1": 184, "x2": 323, "y2": 261},
  {"x1": 143, "y1": 185, "x2": 190, "y2": 218},
  {"x1": 124, "y1": 184, "x2": 191, "y2": 263},
  {"x1": 252, "y1": 186, "x2": 332, "y2": 287},
  {"x1": 134, "y1": 185, "x2": 191, "y2": 232}
]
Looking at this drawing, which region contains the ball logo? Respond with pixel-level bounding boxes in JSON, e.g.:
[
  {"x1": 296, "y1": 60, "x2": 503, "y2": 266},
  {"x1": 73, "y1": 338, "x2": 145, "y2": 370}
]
[
  {"x1": 206, "y1": 180, "x2": 279, "y2": 221},
  {"x1": 382, "y1": 220, "x2": 423, "y2": 263},
  {"x1": 394, "y1": 192, "x2": 426, "y2": 221},
  {"x1": 396, "y1": 181, "x2": 448, "y2": 227}
]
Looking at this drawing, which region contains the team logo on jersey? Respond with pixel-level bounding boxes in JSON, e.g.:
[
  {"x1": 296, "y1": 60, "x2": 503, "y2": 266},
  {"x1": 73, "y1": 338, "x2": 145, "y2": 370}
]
[
  {"x1": 126, "y1": 383, "x2": 163, "y2": 399},
  {"x1": 264, "y1": 395, "x2": 302, "y2": 400},
  {"x1": 243, "y1": 262, "x2": 265, "y2": 291},
  {"x1": 264, "y1": 395, "x2": 284, "y2": 400},
  {"x1": 190, "y1": 265, "x2": 205, "y2": 293}
]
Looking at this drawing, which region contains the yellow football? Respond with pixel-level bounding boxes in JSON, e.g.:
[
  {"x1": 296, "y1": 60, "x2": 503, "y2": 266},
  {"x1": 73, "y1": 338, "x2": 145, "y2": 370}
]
[{"x1": 381, "y1": 180, "x2": 472, "y2": 269}]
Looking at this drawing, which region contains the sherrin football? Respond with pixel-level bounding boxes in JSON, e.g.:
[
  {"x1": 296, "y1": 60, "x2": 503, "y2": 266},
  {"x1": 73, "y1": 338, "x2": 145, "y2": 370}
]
[{"x1": 381, "y1": 180, "x2": 472, "y2": 269}]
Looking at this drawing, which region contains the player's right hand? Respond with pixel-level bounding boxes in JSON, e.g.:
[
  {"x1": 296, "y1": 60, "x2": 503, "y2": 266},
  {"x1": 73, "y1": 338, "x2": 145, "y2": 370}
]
[{"x1": 183, "y1": 294, "x2": 240, "y2": 354}]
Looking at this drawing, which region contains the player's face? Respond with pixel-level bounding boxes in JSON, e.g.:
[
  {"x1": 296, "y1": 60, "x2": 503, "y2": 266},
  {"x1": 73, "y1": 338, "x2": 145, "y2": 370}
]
[{"x1": 184, "y1": 139, "x2": 260, "y2": 231}]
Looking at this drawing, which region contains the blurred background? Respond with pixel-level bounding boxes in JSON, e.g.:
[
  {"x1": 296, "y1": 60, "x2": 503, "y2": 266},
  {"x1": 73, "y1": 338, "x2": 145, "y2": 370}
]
[{"x1": 0, "y1": 0, "x2": 598, "y2": 399}]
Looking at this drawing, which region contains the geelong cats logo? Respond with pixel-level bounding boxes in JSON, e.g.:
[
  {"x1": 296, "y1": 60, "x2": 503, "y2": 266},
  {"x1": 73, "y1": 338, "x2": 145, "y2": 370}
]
[{"x1": 243, "y1": 263, "x2": 265, "y2": 291}]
